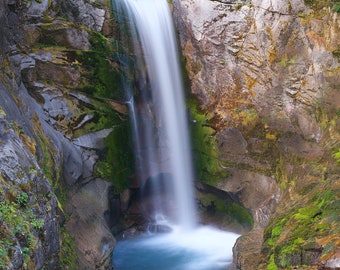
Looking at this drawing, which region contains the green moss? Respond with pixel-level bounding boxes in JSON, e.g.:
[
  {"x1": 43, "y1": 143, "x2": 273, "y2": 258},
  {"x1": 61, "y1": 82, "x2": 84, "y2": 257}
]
[
  {"x1": 235, "y1": 2, "x2": 244, "y2": 10},
  {"x1": 0, "y1": 106, "x2": 5, "y2": 116},
  {"x1": 267, "y1": 254, "x2": 278, "y2": 270},
  {"x1": 197, "y1": 192, "x2": 253, "y2": 229},
  {"x1": 271, "y1": 225, "x2": 283, "y2": 238},
  {"x1": 76, "y1": 31, "x2": 124, "y2": 101},
  {"x1": 188, "y1": 98, "x2": 228, "y2": 185},
  {"x1": 59, "y1": 227, "x2": 77, "y2": 269},
  {"x1": 228, "y1": 202, "x2": 253, "y2": 227},
  {"x1": 73, "y1": 99, "x2": 124, "y2": 138},
  {"x1": 0, "y1": 198, "x2": 41, "y2": 267},
  {"x1": 16, "y1": 192, "x2": 29, "y2": 207},
  {"x1": 332, "y1": 148, "x2": 340, "y2": 163},
  {"x1": 264, "y1": 185, "x2": 338, "y2": 268},
  {"x1": 94, "y1": 123, "x2": 133, "y2": 194},
  {"x1": 278, "y1": 238, "x2": 305, "y2": 267},
  {"x1": 77, "y1": 49, "x2": 123, "y2": 100},
  {"x1": 32, "y1": 114, "x2": 69, "y2": 207}
]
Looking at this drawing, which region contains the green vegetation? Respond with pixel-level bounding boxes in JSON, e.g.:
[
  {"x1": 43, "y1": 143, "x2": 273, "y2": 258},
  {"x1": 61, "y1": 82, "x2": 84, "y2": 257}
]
[
  {"x1": 94, "y1": 123, "x2": 133, "y2": 194},
  {"x1": 78, "y1": 31, "x2": 133, "y2": 193},
  {"x1": 267, "y1": 254, "x2": 278, "y2": 270},
  {"x1": 235, "y1": 2, "x2": 244, "y2": 10},
  {"x1": 78, "y1": 31, "x2": 124, "y2": 101},
  {"x1": 59, "y1": 227, "x2": 77, "y2": 269},
  {"x1": 0, "y1": 194, "x2": 43, "y2": 267},
  {"x1": 188, "y1": 98, "x2": 228, "y2": 185},
  {"x1": 279, "y1": 54, "x2": 296, "y2": 68},
  {"x1": 264, "y1": 187, "x2": 339, "y2": 268},
  {"x1": 33, "y1": 29, "x2": 134, "y2": 194},
  {"x1": 16, "y1": 192, "x2": 29, "y2": 207},
  {"x1": 197, "y1": 192, "x2": 253, "y2": 229},
  {"x1": 332, "y1": 148, "x2": 340, "y2": 163},
  {"x1": 234, "y1": 2, "x2": 253, "y2": 10},
  {"x1": 304, "y1": 0, "x2": 340, "y2": 12}
]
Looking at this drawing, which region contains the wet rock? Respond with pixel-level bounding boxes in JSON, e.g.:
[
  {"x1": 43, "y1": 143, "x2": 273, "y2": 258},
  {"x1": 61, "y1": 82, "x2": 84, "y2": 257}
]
[
  {"x1": 173, "y1": 0, "x2": 339, "y2": 136},
  {"x1": 120, "y1": 188, "x2": 132, "y2": 212},
  {"x1": 233, "y1": 228, "x2": 264, "y2": 270},
  {"x1": 65, "y1": 179, "x2": 116, "y2": 269},
  {"x1": 216, "y1": 168, "x2": 280, "y2": 228},
  {"x1": 147, "y1": 224, "x2": 173, "y2": 234}
]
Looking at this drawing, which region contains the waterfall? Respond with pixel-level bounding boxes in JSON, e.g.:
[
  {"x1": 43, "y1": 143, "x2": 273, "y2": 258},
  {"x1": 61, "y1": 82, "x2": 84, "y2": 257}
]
[
  {"x1": 115, "y1": 0, "x2": 197, "y2": 230},
  {"x1": 112, "y1": 1, "x2": 241, "y2": 269}
]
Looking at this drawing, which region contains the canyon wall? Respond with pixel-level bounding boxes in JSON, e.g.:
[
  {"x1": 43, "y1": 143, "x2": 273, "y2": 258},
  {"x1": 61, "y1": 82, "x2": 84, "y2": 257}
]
[
  {"x1": 0, "y1": 0, "x2": 121, "y2": 268},
  {"x1": 173, "y1": 0, "x2": 339, "y2": 269}
]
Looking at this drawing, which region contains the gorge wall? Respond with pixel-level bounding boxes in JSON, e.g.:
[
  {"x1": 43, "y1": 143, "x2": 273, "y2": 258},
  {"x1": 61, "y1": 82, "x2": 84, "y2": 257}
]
[
  {"x1": 0, "y1": 0, "x2": 120, "y2": 268},
  {"x1": 173, "y1": 0, "x2": 339, "y2": 269}
]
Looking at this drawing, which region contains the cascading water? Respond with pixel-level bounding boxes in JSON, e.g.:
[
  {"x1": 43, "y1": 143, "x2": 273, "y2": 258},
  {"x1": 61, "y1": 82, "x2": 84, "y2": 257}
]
[
  {"x1": 115, "y1": 0, "x2": 196, "y2": 230},
  {"x1": 112, "y1": 0, "x2": 240, "y2": 269}
]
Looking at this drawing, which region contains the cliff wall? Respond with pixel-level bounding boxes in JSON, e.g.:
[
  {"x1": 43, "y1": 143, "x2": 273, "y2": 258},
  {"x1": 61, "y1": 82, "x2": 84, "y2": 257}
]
[
  {"x1": 173, "y1": 0, "x2": 339, "y2": 268},
  {"x1": 0, "y1": 0, "x2": 121, "y2": 268}
]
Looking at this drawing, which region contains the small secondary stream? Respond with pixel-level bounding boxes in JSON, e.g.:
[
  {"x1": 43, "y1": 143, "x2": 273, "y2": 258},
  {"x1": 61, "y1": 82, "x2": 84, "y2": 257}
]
[{"x1": 112, "y1": 0, "x2": 240, "y2": 269}]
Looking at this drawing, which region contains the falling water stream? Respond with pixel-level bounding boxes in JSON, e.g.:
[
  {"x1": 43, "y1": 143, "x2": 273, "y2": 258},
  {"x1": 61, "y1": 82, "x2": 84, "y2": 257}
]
[{"x1": 112, "y1": 0, "x2": 240, "y2": 269}]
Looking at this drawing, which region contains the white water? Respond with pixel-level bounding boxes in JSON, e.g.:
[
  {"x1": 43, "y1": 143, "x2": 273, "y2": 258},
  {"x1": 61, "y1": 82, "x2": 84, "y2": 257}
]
[
  {"x1": 113, "y1": 226, "x2": 239, "y2": 270},
  {"x1": 113, "y1": 0, "x2": 240, "y2": 269},
  {"x1": 116, "y1": 0, "x2": 196, "y2": 229}
]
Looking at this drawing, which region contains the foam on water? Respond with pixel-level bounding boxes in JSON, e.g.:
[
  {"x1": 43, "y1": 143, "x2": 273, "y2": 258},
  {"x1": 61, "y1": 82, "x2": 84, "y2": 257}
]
[{"x1": 113, "y1": 226, "x2": 239, "y2": 270}]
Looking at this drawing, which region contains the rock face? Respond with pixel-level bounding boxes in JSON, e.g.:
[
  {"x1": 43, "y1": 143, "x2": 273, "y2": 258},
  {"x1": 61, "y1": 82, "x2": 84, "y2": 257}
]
[
  {"x1": 0, "y1": 116, "x2": 60, "y2": 269},
  {"x1": 0, "y1": 0, "x2": 120, "y2": 268},
  {"x1": 173, "y1": 0, "x2": 339, "y2": 269},
  {"x1": 65, "y1": 179, "x2": 115, "y2": 269}
]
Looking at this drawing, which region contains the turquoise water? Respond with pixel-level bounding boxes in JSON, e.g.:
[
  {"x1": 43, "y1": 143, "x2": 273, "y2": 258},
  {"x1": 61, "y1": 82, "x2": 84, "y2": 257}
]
[{"x1": 112, "y1": 226, "x2": 239, "y2": 270}]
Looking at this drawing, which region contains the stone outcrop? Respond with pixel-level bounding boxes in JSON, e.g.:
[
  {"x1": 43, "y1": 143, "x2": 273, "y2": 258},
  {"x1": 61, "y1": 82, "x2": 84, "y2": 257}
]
[{"x1": 173, "y1": 0, "x2": 339, "y2": 269}]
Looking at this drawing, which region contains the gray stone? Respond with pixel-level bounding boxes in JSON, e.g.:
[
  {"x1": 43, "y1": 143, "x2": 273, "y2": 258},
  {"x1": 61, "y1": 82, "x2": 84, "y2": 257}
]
[
  {"x1": 217, "y1": 127, "x2": 248, "y2": 155},
  {"x1": 216, "y1": 168, "x2": 280, "y2": 228},
  {"x1": 73, "y1": 129, "x2": 113, "y2": 150},
  {"x1": 65, "y1": 178, "x2": 116, "y2": 269},
  {"x1": 60, "y1": 0, "x2": 106, "y2": 31},
  {"x1": 26, "y1": 0, "x2": 50, "y2": 18}
]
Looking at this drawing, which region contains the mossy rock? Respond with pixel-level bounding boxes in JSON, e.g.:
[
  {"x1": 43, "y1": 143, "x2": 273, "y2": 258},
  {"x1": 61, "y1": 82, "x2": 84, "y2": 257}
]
[
  {"x1": 263, "y1": 185, "x2": 339, "y2": 268},
  {"x1": 187, "y1": 97, "x2": 228, "y2": 185}
]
